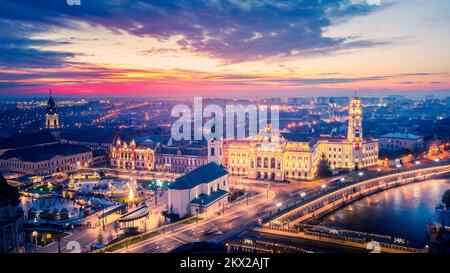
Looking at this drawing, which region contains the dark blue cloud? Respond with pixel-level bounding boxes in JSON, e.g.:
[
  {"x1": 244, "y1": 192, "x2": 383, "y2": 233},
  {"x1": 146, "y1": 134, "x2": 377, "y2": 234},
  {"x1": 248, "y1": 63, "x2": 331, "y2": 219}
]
[
  {"x1": 0, "y1": 0, "x2": 391, "y2": 66},
  {"x1": 0, "y1": 18, "x2": 75, "y2": 69}
]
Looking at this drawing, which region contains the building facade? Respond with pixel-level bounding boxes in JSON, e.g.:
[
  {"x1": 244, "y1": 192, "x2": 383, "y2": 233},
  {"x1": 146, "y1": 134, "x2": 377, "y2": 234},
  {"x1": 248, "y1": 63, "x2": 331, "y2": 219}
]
[
  {"x1": 379, "y1": 132, "x2": 424, "y2": 153},
  {"x1": 45, "y1": 92, "x2": 59, "y2": 129},
  {"x1": 110, "y1": 97, "x2": 378, "y2": 181},
  {"x1": 110, "y1": 138, "x2": 208, "y2": 173},
  {"x1": 215, "y1": 97, "x2": 379, "y2": 181},
  {"x1": 0, "y1": 175, "x2": 25, "y2": 253},
  {"x1": 168, "y1": 162, "x2": 229, "y2": 218},
  {"x1": 0, "y1": 144, "x2": 93, "y2": 175}
]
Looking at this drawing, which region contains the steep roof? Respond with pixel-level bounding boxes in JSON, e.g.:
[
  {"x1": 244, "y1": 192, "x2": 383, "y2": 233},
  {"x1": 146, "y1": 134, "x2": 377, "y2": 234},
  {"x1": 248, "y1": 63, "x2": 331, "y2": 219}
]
[
  {"x1": 168, "y1": 162, "x2": 228, "y2": 190},
  {"x1": 46, "y1": 95, "x2": 57, "y2": 115},
  {"x1": 0, "y1": 143, "x2": 91, "y2": 162}
]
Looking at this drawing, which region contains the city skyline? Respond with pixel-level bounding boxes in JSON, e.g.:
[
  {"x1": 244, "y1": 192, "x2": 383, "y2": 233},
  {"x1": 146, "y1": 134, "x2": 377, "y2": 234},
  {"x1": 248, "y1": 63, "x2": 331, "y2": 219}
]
[
  {"x1": 0, "y1": 0, "x2": 449, "y2": 98},
  {"x1": 1, "y1": 0, "x2": 450, "y2": 259}
]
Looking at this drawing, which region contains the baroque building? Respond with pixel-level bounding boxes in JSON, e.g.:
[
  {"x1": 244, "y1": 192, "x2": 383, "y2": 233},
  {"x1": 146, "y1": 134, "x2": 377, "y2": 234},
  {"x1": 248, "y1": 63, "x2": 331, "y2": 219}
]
[
  {"x1": 45, "y1": 91, "x2": 59, "y2": 129},
  {"x1": 0, "y1": 94, "x2": 93, "y2": 175},
  {"x1": 110, "y1": 137, "x2": 208, "y2": 173},
  {"x1": 110, "y1": 97, "x2": 378, "y2": 181},
  {"x1": 213, "y1": 96, "x2": 379, "y2": 181}
]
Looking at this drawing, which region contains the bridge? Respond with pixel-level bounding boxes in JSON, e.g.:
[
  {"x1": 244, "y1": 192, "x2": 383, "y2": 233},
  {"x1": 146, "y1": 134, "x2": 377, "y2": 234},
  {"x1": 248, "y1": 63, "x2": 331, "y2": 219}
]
[
  {"x1": 253, "y1": 163, "x2": 450, "y2": 252},
  {"x1": 264, "y1": 163, "x2": 450, "y2": 227}
]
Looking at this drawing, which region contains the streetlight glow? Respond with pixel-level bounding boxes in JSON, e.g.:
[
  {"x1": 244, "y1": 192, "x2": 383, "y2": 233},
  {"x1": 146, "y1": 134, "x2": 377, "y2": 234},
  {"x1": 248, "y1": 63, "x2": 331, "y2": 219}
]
[{"x1": 129, "y1": 186, "x2": 134, "y2": 202}]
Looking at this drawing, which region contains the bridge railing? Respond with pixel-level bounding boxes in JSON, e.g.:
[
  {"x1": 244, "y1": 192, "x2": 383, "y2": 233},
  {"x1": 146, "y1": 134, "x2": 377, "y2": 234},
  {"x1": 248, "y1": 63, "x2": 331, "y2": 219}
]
[
  {"x1": 264, "y1": 164, "x2": 450, "y2": 225},
  {"x1": 259, "y1": 225, "x2": 422, "y2": 253}
]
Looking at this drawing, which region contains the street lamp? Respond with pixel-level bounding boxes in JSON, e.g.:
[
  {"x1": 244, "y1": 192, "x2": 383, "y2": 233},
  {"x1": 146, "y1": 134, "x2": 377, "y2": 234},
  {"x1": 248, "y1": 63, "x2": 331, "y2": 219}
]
[
  {"x1": 321, "y1": 184, "x2": 327, "y2": 190},
  {"x1": 300, "y1": 192, "x2": 306, "y2": 198},
  {"x1": 276, "y1": 202, "x2": 282, "y2": 214},
  {"x1": 32, "y1": 231, "x2": 38, "y2": 245},
  {"x1": 358, "y1": 172, "x2": 364, "y2": 177}
]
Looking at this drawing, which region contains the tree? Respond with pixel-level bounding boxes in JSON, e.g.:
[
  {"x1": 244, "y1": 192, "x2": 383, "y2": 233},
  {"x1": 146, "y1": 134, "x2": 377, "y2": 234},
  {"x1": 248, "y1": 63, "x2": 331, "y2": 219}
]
[
  {"x1": 317, "y1": 153, "x2": 332, "y2": 178},
  {"x1": 442, "y1": 189, "x2": 450, "y2": 208}
]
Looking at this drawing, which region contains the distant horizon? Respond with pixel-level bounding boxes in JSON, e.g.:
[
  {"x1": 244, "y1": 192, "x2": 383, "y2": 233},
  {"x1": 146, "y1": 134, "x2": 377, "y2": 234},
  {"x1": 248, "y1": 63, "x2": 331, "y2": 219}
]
[
  {"x1": 1, "y1": 1, "x2": 449, "y2": 98},
  {"x1": 1, "y1": 89, "x2": 449, "y2": 100}
]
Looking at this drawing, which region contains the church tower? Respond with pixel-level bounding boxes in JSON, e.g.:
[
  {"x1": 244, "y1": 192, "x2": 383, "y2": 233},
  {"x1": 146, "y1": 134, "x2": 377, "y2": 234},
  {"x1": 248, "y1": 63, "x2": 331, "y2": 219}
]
[
  {"x1": 45, "y1": 90, "x2": 60, "y2": 129},
  {"x1": 208, "y1": 139, "x2": 223, "y2": 164},
  {"x1": 347, "y1": 95, "x2": 363, "y2": 143}
]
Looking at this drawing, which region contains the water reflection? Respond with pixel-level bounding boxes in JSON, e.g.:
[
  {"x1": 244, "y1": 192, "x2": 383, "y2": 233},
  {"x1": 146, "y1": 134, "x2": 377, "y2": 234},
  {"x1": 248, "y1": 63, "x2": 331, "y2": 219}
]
[{"x1": 319, "y1": 179, "x2": 450, "y2": 248}]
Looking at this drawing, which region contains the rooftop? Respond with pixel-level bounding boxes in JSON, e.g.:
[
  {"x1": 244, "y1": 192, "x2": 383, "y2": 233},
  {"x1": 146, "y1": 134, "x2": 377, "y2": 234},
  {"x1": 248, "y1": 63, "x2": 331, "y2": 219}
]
[
  {"x1": 0, "y1": 143, "x2": 92, "y2": 162},
  {"x1": 380, "y1": 132, "x2": 423, "y2": 140},
  {"x1": 168, "y1": 162, "x2": 228, "y2": 190},
  {"x1": 0, "y1": 131, "x2": 56, "y2": 150},
  {"x1": 191, "y1": 189, "x2": 228, "y2": 206}
]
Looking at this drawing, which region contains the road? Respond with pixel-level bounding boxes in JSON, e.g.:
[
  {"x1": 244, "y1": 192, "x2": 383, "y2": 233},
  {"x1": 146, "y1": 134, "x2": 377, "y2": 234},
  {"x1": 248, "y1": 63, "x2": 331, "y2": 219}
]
[
  {"x1": 38, "y1": 159, "x2": 450, "y2": 253},
  {"x1": 38, "y1": 213, "x2": 121, "y2": 253},
  {"x1": 115, "y1": 176, "x2": 335, "y2": 253}
]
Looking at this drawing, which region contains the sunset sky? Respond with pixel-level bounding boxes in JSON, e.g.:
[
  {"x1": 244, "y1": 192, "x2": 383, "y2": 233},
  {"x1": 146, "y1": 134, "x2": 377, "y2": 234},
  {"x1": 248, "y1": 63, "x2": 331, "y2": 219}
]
[{"x1": 0, "y1": 0, "x2": 449, "y2": 98}]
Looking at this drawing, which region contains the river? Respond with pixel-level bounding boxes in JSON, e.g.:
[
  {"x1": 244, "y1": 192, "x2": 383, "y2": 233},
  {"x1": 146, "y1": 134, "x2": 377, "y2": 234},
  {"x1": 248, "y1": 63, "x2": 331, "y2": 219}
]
[{"x1": 318, "y1": 179, "x2": 450, "y2": 248}]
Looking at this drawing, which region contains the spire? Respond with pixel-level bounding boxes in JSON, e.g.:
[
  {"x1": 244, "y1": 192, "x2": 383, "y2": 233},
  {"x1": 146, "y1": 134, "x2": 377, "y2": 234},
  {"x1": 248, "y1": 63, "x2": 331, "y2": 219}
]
[
  {"x1": 45, "y1": 90, "x2": 60, "y2": 130},
  {"x1": 46, "y1": 91, "x2": 57, "y2": 115}
]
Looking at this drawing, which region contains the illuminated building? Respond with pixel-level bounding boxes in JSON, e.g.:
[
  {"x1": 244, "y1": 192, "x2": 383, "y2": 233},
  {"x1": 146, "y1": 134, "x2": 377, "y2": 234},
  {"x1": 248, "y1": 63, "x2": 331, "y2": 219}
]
[
  {"x1": 45, "y1": 91, "x2": 60, "y2": 129},
  {"x1": 0, "y1": 94, "x2": 93, "y2": 175},
  {"x1": 110, "y1": 138, "x2": 208, "y2": 173},
  {"x1": 0, "y1": 143, "x2": 93, "y2": 175},
  {"x1": 168, "y1": 162, "x2": 229, "y2": 218},
  {"x1": 212, "y1": 96, "x2": 379, "y2": 181},
  {"x1": 111, "y1": 97, "x2": 378, "y2": 181}
]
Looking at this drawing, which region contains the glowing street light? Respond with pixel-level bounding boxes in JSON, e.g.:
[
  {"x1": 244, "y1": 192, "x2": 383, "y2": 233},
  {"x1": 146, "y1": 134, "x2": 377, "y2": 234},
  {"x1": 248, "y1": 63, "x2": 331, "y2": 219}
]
[
  {"x1": 340, "y1": 177, "x2": 346, "y2": 183},
  {"x1": 300, "y1": 192, "x2": 306, "y2": 198},
  {"x1": 358, "y1": 172, "x2": 364, "y2": 177},
  {"x1": 156, "y1": 179, "x2": 163, "y2": 187},
  {"x1": 415, "y1": 160, "x2": 421, "y2": 165},
  {"x1": 321, "y1": 184, "x2": 327, "y2": 189},
  {"x1": 276, "y1": 202, "x2": 282, "y2": 208},
  {"x1": 32, "y1": 231, "x2": 38, "y2": 245}
]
